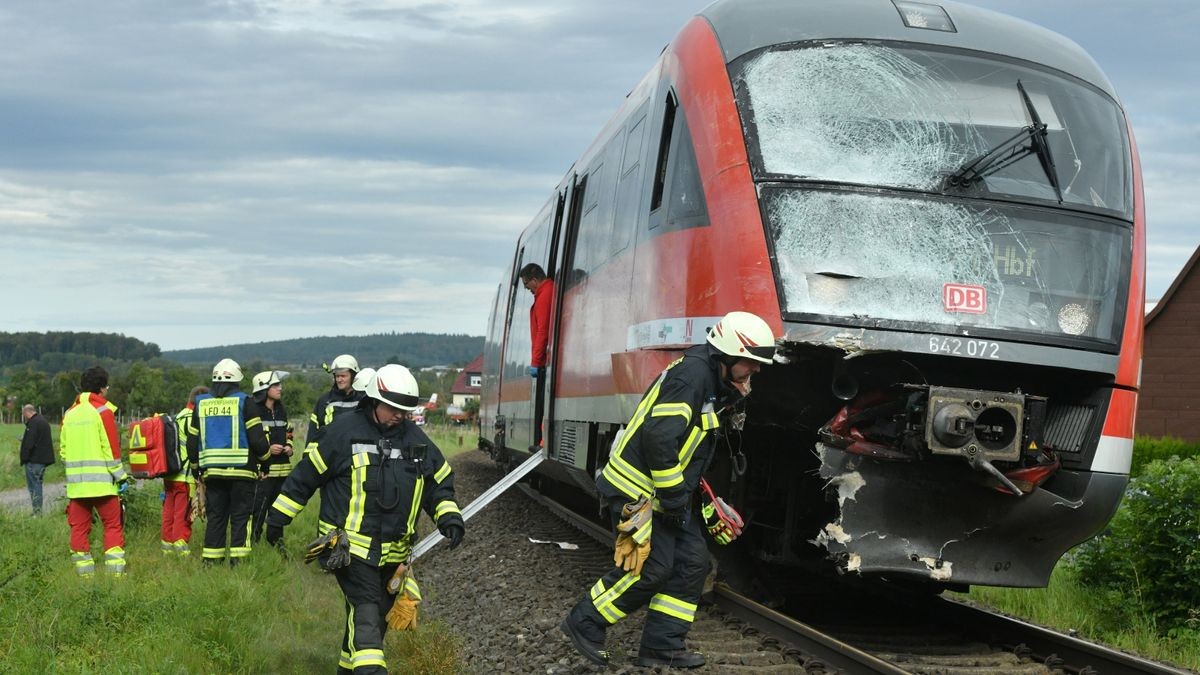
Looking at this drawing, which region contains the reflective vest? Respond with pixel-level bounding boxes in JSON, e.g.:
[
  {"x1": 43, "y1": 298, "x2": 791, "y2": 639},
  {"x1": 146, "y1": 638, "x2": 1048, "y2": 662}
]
[
  {"x1": 260, "y1": 401, "x2": 294, "y2": 479},
  {"x1": 165, "y1": 405, "x2": 195, "y2": 484},
  {"x1": 195, "y1": 391, "x2": 254, "y2": 479},
  {"x1": 61, "y1": 393, "x2": 126, "y2": 499}
]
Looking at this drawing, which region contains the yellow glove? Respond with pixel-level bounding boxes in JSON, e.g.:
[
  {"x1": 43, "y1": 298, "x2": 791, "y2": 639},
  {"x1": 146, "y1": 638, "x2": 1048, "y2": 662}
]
[
  {"x1": 613, "y1": 496, "x2": 652, "y2": 577},
  {"x1": 189, "y1": 481, "x2": 206, "y2": 522},
  {"x1": 385, "y1": 565, "x2": 421, "y2": 631}
]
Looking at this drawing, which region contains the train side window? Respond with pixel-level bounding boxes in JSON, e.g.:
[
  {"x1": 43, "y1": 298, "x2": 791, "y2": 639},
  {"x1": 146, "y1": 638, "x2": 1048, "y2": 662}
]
[
  {"x1": 612, "y1": 114, "x2": 647, "y2": 255},
  {"x1": 650, "y1": 108, "x2": 708, "y2": 232},
  {"x1": 650, "y1": 92, "x2": 678, "y2": 213}
]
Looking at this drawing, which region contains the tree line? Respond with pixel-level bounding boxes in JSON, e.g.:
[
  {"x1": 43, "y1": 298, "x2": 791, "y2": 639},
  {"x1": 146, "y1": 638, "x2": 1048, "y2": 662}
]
[
  {"x1": 0, "y1": 331, "x2": 160, "y2": 371},
  {"x1": 163, "y1": 332, "x2": 483, "y2": 368}
]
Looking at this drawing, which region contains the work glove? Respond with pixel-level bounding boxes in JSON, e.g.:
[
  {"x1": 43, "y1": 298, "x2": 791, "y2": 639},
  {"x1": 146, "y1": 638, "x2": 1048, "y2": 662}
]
[
  {"x1": 613, "y1": 496, "x2": 652, "y2": 577},
  {"x1": 440, "y1": 523, "x2": 465, "y2": 550},
  {"x1": 189, "y1": 481, "x2": 207, "y2": 522},
  {"x1": 527, "y1": 366, "x2": 542, "y2": 378},
  {"x1": 699, "y1": 478, "x2": 744, "y2": 545},
  {"x1": 305, "y1": 528, "x2": 352, "y2": 570},
  {"x1": 385, "y1": 564, "x2": 421, "y2": 631},
  {"x1": 117, "y1": 476, "x2": 134, "y2": 494},
  {"x1": 265, "y1": 523, "x2": 284, "y2": 547}
]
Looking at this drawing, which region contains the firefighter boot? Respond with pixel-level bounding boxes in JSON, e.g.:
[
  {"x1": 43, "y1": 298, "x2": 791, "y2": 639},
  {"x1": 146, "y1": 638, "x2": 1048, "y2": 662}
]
[
  {"x1": 560, "y1": 613, "x2": 609, "y2": 666},
  {"x1": 635, "y1": 647, "x2": 706, "y2": 669}
]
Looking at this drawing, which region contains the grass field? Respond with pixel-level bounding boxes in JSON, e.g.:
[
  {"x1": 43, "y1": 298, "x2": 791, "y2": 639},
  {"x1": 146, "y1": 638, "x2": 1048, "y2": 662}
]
[{"x1": 0, "y1": 421, "x2": 478, "y2": 674}]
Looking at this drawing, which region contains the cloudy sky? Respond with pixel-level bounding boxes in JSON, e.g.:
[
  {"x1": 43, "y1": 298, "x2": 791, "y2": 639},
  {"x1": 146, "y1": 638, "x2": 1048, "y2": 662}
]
[{"x1": 1, "y1": 0, "x2": 1195, "y2": 350}]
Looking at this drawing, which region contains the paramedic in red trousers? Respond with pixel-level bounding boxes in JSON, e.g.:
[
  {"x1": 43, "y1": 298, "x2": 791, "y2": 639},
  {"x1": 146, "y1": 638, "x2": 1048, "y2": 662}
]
[
  {"x1": 306, "y1": 354, "x2": 365, "y2": 454},
  {"x1": 248, "y1": 370, "x2": 294, "y2": 543},
  {"x1": 187, "y1": 358, "x2": 270, "y2": 566},
  {"x1": 519, "y1": 263, "x2": 554, "y2": 447},
  {"x1": 19, "y1": 403, "x2": 55, "y2": 515},
  {"x1": 162, "y1": 385, "x2": 207, "y2": 556},
  {"x1": 561, "y1": 311, "x2": 777, "y2": 669},
  {"x1": 60, "y1": 366, "x2": 131, "y2": 577},
  {"x1": 265, "y1": 364, "x2": 465, "y2": 675}
]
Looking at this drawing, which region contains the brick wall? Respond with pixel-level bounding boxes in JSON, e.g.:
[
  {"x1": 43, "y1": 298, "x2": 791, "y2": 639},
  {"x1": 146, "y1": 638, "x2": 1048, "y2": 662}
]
[{"x1": 1138, "y1": 260, "x2": 1200, "y2": 441}]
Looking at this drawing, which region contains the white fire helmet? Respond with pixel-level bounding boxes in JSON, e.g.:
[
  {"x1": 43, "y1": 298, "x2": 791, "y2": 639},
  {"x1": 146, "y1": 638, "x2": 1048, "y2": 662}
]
[
  {"x1": 212, "y1": 358, "x2": 243, "y2": 382},
  {"x1": 366, "y1": 364, "x2": 420, "y2": 411},
  {"x1": 706, "y1": 311, "x2": 777, "y2": 364},
  {"x1": 352, "y1": 367, "x2": 377, "y2": 392},
  {"x1": 329, "y1": 354, "x2": 359, "y2": 374},
  {"x1": 252, "y1": 370, "x2": 289, "y2": 394}
]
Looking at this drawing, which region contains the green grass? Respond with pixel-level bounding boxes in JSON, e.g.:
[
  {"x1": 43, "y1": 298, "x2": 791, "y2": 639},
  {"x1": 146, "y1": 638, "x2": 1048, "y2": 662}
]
[
  {"x1": 0, "y1": 422, "x2": 65, "y2": 491},
  {"x1": 0, "y1": 472, "x2": 463, "y2": 673},
  {"x1": 957, "y1": 565, "x2": 1200, "y2": 670}
]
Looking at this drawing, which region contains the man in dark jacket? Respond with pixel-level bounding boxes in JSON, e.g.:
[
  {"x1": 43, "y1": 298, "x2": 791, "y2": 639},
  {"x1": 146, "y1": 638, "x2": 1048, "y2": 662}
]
[
  {"x1": 20, "y1": 404, "x2": 55, "y2": 515},
  {"x1": 306, "y1": 354, "x2": 365, "y2": 453},
  {"x1": 561, "y1": 311, "x2": 776, "y2": 669},
  {"x1": 267, "y1": 364, "x2": 465, "y2": 675}
]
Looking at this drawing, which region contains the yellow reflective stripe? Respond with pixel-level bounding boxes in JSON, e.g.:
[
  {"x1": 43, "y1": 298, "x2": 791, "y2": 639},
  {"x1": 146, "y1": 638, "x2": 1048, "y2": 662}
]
[
  {"x1": 344, "y1": 452, "x2": 370, "y2": 532},
  {"x1": 600, "y1": 463, "x2": 645, "y2": 501},
  {"x1": 244, "y1": 416, "x2": 262, "y2": 429},
  {"x1": 404, "y1": 476, "x2": 425, "y2": 544},
  {"x1": 700, "y1": 411, "x2": 719, "y2": 431},
  {"x1": 273, "y1": 494, "x2": 304, "y2": 518},
  {"x1": 589, "y1": 579, "x2": 607, "y2": 600},
  {"x1": 309, "y1": 448, "x2": 328, "y2": 474},
  {"x1": 648, "y1": 593, "x2": 698, "y2": 622},
  {"x1": 596, "y1": 600, "x2": 626, "y2": 624},
  {"x1": 203, "y1": 468, "x2": 257, "y2": 479},
  {"x1": 344, "y1": 530, "x2": 372, "y2": 548},
  {"x1": 351, "y1": 650, "x2": 386, "y2": 668},
  {"x1": 433, "y1": 460, "x2": 452, "y2": 484},
  {"x1": 650, "y1": 402, "x2": 692, "y2": 422},
  {"x1": 632, "y1": 518, "x2": 652, "y2": 545},
  {"x1": 677, "y1": 427, "x2": 706, "y2": 469},
  {"x1": 434, "y1": 500, "x2": 461, "y2": 520},
  {"x1": 403, "y1": 576, "x2": 421, "y2": 600},
  {"x1": 650, "y1": 465, "x2": 684, "y2": 489},
  {"x1": 592, "y1": 572, "x2": 639, "y2": 625}
]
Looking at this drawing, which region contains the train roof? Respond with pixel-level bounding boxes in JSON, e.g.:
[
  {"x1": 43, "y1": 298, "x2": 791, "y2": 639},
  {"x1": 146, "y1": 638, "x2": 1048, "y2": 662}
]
[{"x1": 699, "y1": 0, "x2": 1118, "y2": 100}]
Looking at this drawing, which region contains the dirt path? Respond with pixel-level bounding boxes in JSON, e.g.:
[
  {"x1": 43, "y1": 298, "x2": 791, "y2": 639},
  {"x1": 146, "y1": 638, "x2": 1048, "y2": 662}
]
[{"x1": 0, "y1": 481, "x2": 66, "y2": 514}]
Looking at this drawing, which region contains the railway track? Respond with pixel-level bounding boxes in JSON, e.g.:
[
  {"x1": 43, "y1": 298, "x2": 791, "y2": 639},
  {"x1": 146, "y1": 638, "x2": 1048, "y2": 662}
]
[{"x1": 517, "y1": 481, "x2": 1190, "y2": 675}]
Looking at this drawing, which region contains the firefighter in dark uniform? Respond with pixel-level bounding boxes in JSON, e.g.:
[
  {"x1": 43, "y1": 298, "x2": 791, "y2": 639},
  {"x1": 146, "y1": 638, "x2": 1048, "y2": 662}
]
[
  {"x1": 561, "y1": 311, "x2": 776, "y2": 669},
  {"x1": 187, "y1": 358, "x2": 271, "y2": 566},
  {"x1": 248, "y1": 370, "x2": 294, "y2": 543},
  {"x1": 266, "y1": 364, "x2": 466, "y2": 675},
  {"x1": 306, "y1": 354, "x2": 365, "y2": 454}
]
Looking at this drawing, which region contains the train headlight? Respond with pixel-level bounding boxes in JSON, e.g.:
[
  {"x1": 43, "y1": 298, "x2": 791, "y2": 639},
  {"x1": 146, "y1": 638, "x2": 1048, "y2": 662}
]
[{"x1": 1057, "y1": 303, "x2": 1091, "y2": 335}]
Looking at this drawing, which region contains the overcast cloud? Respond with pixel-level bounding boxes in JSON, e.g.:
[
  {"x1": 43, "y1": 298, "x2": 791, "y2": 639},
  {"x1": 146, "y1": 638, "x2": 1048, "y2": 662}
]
[{"x1": 0, "y1": 0, "x2": 1195, "y2": 350}]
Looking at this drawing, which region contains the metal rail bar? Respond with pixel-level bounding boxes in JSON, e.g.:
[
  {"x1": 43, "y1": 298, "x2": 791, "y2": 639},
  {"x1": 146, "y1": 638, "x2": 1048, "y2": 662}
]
[
  {"x1": 938, "y1": 598, "x2": 1189, "y2": 675},
  {"x1": 712, "y1": 583, "x2": 911, "y2": 675}
]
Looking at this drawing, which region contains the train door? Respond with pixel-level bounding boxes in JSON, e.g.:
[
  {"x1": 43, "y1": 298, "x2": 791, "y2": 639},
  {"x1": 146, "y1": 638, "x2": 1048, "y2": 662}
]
[{"x1": 498, "y1": 199, "x2": 557, "y2": 454}]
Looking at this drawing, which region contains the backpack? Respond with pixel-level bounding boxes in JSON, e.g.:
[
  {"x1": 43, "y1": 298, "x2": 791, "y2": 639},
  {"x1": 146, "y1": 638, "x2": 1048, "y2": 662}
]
[{"x1": 128, "y1": 413, "x2": 182, "y2": 479}]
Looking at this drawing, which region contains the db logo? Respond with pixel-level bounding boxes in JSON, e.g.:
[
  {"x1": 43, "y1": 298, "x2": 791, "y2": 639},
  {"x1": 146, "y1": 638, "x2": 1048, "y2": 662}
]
[{"x1": 943, "y1": 283, "x2": 987, "y2": 314}]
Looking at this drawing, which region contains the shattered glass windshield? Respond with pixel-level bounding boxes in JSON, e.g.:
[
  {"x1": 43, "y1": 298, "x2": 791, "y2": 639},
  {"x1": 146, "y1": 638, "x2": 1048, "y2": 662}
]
[
  {"x1": 734, "y1": 43, "x2": 1131, "y2": 217},
  {"x1": 765, "y1": 189, "x2": 1130, "y2": 344}
]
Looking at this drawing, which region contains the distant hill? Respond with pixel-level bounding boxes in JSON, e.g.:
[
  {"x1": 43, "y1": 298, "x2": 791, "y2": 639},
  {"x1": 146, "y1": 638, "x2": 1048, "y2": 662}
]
[
  {"x1": 0, "y1": 331, "x2": 161, "y2": 374},
  {"x1": 162, "y1": 332, "x2": 484, "y2": 368}
]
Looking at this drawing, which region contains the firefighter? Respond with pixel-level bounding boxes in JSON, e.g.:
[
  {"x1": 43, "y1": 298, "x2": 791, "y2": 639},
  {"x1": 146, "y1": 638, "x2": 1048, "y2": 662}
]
[
  {"x1": 60, "y1": 366, "x2": 130, "y2": 577},
  {"x1": 248, "y1": 370, "x2": 294, "y2": 543},
  {"x1": 560, "y1": 311, "x2": 776, "y2": 669},
  {"x1": 306, "y1": 354, "x2": 365, "y2": 453},
  {"x1": 187, "y1": 358, "x2": 270, "y2": 566},
  {"x1": 163, "y1": 385, "x2": 208, "y2": 556},
  {"x1": 265, "y1": 364, "x2": 465, "y2": 675}
]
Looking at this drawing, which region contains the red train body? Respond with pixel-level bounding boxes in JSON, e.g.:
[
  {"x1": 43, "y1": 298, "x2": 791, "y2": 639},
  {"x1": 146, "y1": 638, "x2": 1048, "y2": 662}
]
[{"x1": 481, "y1": 0, "x2": 1144, "y2": 589}]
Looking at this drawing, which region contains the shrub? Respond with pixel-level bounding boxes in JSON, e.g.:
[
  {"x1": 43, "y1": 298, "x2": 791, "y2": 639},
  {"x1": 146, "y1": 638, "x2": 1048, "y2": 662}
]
[
  {"x1": 1131, "y1": 436, "x2": 1200, "y2": 477},
  {"x1": 1073, "y1": 457, "x2": 1200, "y2": 632}
]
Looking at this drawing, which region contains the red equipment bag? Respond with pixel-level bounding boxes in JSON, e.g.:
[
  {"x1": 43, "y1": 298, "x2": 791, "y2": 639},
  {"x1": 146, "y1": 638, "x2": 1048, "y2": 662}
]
[{"x1": 128, "y1": 414, "x2": 182, "y2": 479}]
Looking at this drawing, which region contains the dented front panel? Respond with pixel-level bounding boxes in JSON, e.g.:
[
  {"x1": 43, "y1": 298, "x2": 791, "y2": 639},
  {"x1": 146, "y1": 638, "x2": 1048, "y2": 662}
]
[{"x1": 814, "y1": 444, "x2": 1127, "y2": 587}]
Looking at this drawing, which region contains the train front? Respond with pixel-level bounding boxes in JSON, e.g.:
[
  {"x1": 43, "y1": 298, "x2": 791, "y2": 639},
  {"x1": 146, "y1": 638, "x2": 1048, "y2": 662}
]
[{"x1": 709, "y1": 2, "x2": 1145, "y2": 588}]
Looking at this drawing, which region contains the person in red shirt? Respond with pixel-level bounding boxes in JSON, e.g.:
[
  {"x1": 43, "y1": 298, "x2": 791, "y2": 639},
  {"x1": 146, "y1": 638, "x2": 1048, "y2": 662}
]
[
  {"x1": 519, "y1": 263, "x2": 555, "y2": 447},
  {"x1": 520, "y1": 263, "x2": 554, "y2": 376}
]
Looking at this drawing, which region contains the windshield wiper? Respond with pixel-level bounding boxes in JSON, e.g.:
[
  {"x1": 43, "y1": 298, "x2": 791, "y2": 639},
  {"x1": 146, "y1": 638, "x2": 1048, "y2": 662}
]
[{"x1": 943, "y1": 81, "x2": 1064, "y2": 203}]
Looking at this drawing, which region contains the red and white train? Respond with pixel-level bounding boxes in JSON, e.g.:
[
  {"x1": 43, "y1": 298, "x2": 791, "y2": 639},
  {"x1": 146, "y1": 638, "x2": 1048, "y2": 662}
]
[{"x1": 480, "y1": 0, "x2": 1144, "y2": 589}]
